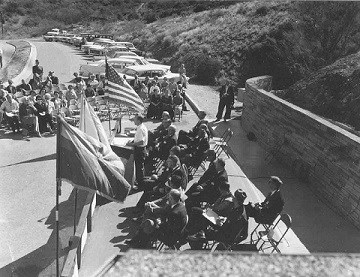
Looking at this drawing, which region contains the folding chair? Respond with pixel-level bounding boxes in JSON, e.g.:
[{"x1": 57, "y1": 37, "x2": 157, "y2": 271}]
[
  {"x1": 213, "y1": 128, "x2": 233, "y2": 158},
  {"x1": 250, "y1": 213, "x2": 280, "y2": 244},
  {"x1": 156, "y1": 215, "x2": 189, "y2": 251},
  {"x1": 203, "y1": 217, "x2": 249, "y2": 252},
  {"x1": 255, "y1": 214, "x2": 292, "y2": 253}
]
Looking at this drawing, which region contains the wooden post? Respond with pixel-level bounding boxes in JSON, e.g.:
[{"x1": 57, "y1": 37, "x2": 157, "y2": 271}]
[{"x1": 55, "y1": 116, "x2": 62, "y2": 277}]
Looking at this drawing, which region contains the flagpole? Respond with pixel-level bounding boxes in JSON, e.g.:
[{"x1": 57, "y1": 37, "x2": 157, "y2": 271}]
[{"x1": 55, "y1": 116, "x2": 61, "y2": 277}]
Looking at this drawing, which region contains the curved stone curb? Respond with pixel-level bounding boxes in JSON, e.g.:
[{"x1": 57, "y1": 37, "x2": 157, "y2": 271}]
[{"x1": 2, "y1": 41, "x2": 37, "y2": 87}]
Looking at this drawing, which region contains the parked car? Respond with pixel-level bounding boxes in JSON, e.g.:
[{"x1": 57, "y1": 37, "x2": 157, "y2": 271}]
[
  {"x1": 82, "y1": 39, "x2": 114, "y2": 54},
  {"x1": 121, "y1": 64, "x2": 181, "y2": 82},
  {"x1": 43, "y1": 28, "x2": 60, "y2": 42},
  {"x1": 119, "y1": 55, "x2": 171, "y2": 70},
  {"x1": 71, "y1": 35, "x2": 83, "y2": 46},
  {"x1": 79, "y1": 58, "x2": 139, "y2": 77},
  {"x1": 110, "y1": 51, "x2": 139, "y2": 58}
]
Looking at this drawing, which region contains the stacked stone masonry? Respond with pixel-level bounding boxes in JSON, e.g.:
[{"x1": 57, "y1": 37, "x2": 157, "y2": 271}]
[{"x1": 242, "y1": 76, "x2": 360, "y2": 229}]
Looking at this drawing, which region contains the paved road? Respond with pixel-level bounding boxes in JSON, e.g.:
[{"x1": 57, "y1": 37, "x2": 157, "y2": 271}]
[{"x1": 0, "y1": 39, "x2": 91, "y2": 276}]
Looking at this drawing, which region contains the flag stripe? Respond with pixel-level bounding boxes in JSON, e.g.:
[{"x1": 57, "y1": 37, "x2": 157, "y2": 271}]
[
  {"x1": 107, "y1": 83, "x2": 144, "y2": 106},
  {"x1": 105, "y1": 62, "x2": 144, "y2": 112},
  {"x1": 106, "y1": 87, "x2": 144, "y2": 107}
]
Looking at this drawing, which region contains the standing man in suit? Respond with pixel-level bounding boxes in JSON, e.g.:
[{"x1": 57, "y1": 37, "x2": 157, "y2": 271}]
[
  {"x1": 246, "y1": 176, "x2": 285, "y2": 224},
  {"x1": 215, "y1": 78, "x2": 234, "y2": 122}
]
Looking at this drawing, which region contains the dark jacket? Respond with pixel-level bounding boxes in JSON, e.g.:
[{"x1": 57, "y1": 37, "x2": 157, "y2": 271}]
[
  {"x1": 197, "y1": 161, "x2": 217, "y2": 185},
  {"x1": 260, "y1": 189, "x2": 284, "y2": 221},
  {"x1": 161, "y1": 202, "x2": 188, "y2": 238},
  {"x1": 215, "y1": 204, "x2": 248, "y2": 244},
  {"x1": 219, "y1": 85, "x2": 235, "y2": 102}
]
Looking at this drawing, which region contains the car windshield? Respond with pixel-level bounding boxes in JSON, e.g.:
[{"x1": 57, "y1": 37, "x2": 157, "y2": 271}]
[
  {"x1": 122, "y1": 68, "x2": 138, "y2": 77},
  {"x1": 114, "y1": 52, "x2": 137, "y2": 58}
]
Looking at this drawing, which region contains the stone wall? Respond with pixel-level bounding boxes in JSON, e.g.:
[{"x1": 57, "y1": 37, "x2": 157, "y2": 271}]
[{"x1": 242, "y1": 76, "x2": 360, "y2": 229}]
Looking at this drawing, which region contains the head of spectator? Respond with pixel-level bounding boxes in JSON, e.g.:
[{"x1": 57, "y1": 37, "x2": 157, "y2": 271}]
[
  {"x1": 197, "y1": 128, "x2": 207, "y2": 139},
  {"x1": 167, "y1": 125, "x2": 176, "y2": 138},
  {"x1": 86, "y1": 83, "x2": 91, "y2": 88},
  {"x1": 165, "y1": 155, "x2": 180, "y2": 170},
  {"x1": 162, "y1": 118, "x2": 172, "y2": 130},
  {"x1": 123, "y1": 75, "x2": 127, "y2": 80},
  {"x1": 234, "y1": 189, "x2": 247, "y2": 207},
  {"x1": 35, "y1": 59, "x2": 39, "y2": 66},
  {"x1": 162, "y1": 111, "x2": 170, "y2": 121},
  {"x1": 44, "y1": 93, "x2": 51, "y2": 101},
  {"x1": 169, "y1": 145, "x2": 181, "y2": 157},
  {"x1": 73, "y1": 72, "x2": 79, "y2": 78},
  {"x1": 21, "y1": 79, "x2": 27, "y2": 85},
  {"x1": 133, "y1": 114, "x2": 144, "y2": 126},
  {"x1": 30, "y1": 90, "x2": 36, "y2": 97},
  {"x1": 169, "y1": 78, "x2": 175, "y2": 84},
  {"x1": 168, "y1": 189, "x2": 181, "y2": 206},
  {"x1": 49, "y1": 71, "x2": 54, "y2": 76},
  {"x1": 218, "y1": 181, "x2": 231, "y2": 195},
  {"x1": 153, "y1": 86, "x2": 160, "y2": 95},
  {"x1": 144, "y1": 76, "x2": 150, "y2": 83},
  {"x1": 8, "y1": 79, "x2": 13, "y2": 86},
  {"x1": 174, "y1": 89, "x2": 181, "y2": 97},
  {"x1": 54, "y1": 91, "x2": 59, "y2": 99},
  {"x1": 215, "y1": 158, "x2": 225, "y2": 172},
  {"x1": 269, "y1": 176, "x2": 282, "y2": 191},
  {"x1": 177, "y1": 84, "x2": 183, "y2": 91},
  {"x1": 100, "y1": 74, "x2": 106, "y2": 81},
  {"x1": 198, "y1": 111, "x2": 206, "y2": 120},
  {"x1": 169, "y1": 175, "x2": 182, "y2": 190},
  {"x1": 36, "y1": 95, "x2": 43, "y2": 103},
  {"x1": 68, "y1": 85, "x2": 74, "y2": 91},
  {"x1": 206, "y1": 149, "x2": 216, "y2": 163}
]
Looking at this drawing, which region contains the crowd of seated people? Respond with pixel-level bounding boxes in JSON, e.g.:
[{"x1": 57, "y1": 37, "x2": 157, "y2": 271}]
[
  {"x1": 128, "y1": 75, "x2": 187, "y2": 121},
  {"x1": 0, "y1": 59, "x2": 112, "y2": 137}
]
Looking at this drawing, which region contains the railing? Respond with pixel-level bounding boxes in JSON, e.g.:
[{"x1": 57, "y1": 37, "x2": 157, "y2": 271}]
[{"x1": 61, "y1": 191, "x2": 96, "y2": 277}]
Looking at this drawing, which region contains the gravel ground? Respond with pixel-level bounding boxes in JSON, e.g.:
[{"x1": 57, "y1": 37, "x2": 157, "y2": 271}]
[{"x1": 101, "y1": 250, "x2": 360, "y2": 277}]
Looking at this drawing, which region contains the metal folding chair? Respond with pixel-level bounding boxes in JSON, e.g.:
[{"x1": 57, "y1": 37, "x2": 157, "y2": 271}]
[
  {"x1": 213, "y1": 128, "x2": 233, "y2": 158},
  {"x1": 156, "y1": 215, "x2": 189, "y2": 251},
  {"x1": 255, "y1": 213, "x2": 292, "y2": 253},
  {"x1": 250, "y1": 213, "x2": 280, "y2": 244}
]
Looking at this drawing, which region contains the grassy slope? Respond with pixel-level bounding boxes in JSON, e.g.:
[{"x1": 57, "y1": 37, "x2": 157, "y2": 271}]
[{"x1": 112, "y1": 1, "x2": 312, "y2": 88}]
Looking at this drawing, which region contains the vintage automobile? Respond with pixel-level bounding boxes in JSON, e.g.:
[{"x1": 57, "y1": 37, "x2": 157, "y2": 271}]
[
  {"x1": 79, "y1": 58, "x2": 139, "y2": 77},
  {"x1": 82, "y1": 38, "x2": 114, "y2": 55},
  {"x1": 43, "y1": 28, "x2": 60, "y2": 42},
  {"x1": 121, "y1": 64, "x2": 181, "y2": 82},
  {"x1": 110, "y1": 51, "x2": 139, "y2": 58},
  {"x1": 118, "y1": 55, "x2": 171, "y2": 70}
]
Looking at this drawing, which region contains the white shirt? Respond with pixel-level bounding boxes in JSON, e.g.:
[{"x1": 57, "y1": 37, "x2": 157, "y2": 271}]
[
  {"x1": 134, "y1": 123, "x2": 148, "y2": 147},
  {"x1": 0, "y1": 99, "x2": 19, "y2": 113}
]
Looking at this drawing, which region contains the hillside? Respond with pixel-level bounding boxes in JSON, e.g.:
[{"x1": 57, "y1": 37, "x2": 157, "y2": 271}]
[
  {"x1": 1, "y1": 1, "x2": 360, "y2": 91},
  {"x1": 283, "y1": 52, "x2": 360, "y2": 131}
]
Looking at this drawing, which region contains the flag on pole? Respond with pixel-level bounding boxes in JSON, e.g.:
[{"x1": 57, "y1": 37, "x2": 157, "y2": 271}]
[
  {"x1": 105, "y1": 60, "x2": 144, "y2": 112},
  {"x1": 57, "y1": 116, "x2": 131, "y2": 202}
]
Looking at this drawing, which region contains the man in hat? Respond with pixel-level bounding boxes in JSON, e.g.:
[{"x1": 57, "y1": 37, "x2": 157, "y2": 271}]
[
  {"x1": 187, "y1": 188, "x2": 249, "y2": 248},
  {"x1": 246, "y1": 176, "x2": 285, "y2": 224}
]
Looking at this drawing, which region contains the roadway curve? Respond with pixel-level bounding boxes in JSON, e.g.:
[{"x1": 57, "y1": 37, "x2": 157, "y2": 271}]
[{"x1": 0, "y1": 39, "x2": 90, "y2": 276}]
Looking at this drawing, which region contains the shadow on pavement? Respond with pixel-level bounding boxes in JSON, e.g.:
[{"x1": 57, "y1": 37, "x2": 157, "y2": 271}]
[
  {"x1": 0, "y1": 189, "x2": 86, "y2": 276},
  {"x1": 0, "y1": 153, "x2": 56, "y2": 168}
]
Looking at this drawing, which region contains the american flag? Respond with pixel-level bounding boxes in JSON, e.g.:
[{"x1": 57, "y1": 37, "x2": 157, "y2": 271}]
[{"x1": 105, "y1": 60, "x2": 144, "y2": 112}]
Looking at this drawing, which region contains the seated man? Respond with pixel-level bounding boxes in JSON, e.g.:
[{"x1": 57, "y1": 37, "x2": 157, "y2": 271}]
[
  {"x1": 126, "y1": 189, "x2": 188, "y2": 249},
  {"x1": 188, "y1": 189, "x2": 248, "y2": 249},
  {"x1": 148, "y1": 112, "x2": 172, "y2": 145},
  {"x1": 180, "y1": 126, "x2": 210, "y2": 168},
  {"x1": 34, "y1": 95, "x2": 55, "y2": 134},
  {"x1": 136, "y1": 155, "x2": 185, "y2": 211},
  {"x1": 186, "y1": 149, "x2": 216, "y2": 194},
  {"x1": 148, "y1": 125, "x2": 177, "y2": 162},
  {"x1": 186, "y1": 181, "x2": 234, "y2": 235},
  {"x1": 0, "y1": 94, "x2": 21, "y2": 133},
  {"x1": 185, "y1": 158, "x2": 228, "y2": 210},
  {"x1": 246, "y1": 176, "x2": 285, "y2": 224},
  {"x1": 19, "y1": 96, "x2": 41, "y2": 137},
  {"x1": 178, "y1": 111, "x2": 208, "y2": 144}
]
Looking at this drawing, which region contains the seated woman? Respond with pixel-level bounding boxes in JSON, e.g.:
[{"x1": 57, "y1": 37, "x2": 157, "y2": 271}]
[
  {"x1": 0, "y1": 94, "x2": 21, "y2": 133},
  {"x1": 146, "y1": 87, "x2": 161, "y2": 120},
  {"x1": 19, "y1": 96, "x2": 41, "y2": 137}
]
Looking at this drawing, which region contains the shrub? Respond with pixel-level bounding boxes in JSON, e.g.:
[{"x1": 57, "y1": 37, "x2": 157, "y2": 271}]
[{"x1": 255, "y1": 5, "x2": 269, "y2": 16}]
